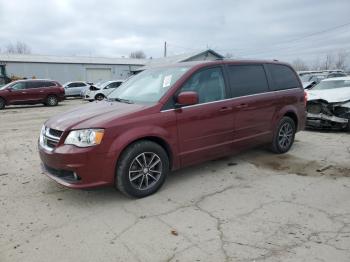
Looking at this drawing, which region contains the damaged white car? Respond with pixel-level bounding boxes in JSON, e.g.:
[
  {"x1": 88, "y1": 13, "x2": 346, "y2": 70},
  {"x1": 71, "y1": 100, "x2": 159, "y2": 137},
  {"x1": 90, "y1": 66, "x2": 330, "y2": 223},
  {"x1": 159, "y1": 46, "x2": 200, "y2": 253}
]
[{"x1": 306, "y1": 77, "x2": 350, "y2": 131}]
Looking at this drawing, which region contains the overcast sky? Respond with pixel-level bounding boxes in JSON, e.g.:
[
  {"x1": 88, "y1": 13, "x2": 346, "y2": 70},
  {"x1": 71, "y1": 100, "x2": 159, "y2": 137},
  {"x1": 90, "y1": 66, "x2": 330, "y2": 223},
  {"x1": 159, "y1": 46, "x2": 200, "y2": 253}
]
[{"x1": 0, "y1": 0, "x2": 350, "y2": 64}]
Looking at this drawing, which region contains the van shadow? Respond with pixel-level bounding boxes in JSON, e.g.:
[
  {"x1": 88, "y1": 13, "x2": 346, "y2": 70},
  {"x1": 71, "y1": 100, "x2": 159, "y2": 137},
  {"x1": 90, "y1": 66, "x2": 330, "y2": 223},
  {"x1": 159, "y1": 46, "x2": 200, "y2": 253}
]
[{"x1": 41, "y1": 154, "x2": 245, "y2": 206}]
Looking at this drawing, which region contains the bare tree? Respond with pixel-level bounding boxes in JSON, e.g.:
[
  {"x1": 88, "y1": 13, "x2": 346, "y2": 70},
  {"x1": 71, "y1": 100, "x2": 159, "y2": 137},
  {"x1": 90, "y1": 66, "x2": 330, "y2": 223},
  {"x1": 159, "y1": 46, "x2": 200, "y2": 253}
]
[
  {"x1": 334, "y1": 50, "x2": 348, "y2": 70},
  {"x1": 5, "y1": 41, "x2": 31, "y2": 54},
  {"x1": 291, "y1": 58, "x2": 309, "y2": 71},
  {"x1": 320, "y1": 53, "x2": 334, "y2": 70},
  {"x1": 129, "y1": 50, "x2": 146, "y2": 59},
  {"x1": 225, "y1": 52, "x2": 234, "y2": 59}
]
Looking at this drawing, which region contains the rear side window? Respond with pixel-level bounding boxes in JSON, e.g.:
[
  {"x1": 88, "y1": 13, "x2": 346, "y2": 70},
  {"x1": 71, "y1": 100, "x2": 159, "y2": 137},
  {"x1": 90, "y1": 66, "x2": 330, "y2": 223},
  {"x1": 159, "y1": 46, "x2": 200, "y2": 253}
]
[
  {"x1": 26, "y1": 81, "x2": 43, "y2": 89},
  {"x1": 67, "y1": 83, "x2": 76, "y2": 88},
  {"x1": 180, "y1": 67, "x2": 226, "y2": 104},
  {"x1": 227, "y1": 65, "x2": 269, "y2": 97},
  {"x1": 266, "y1": 64, "x2": 300, "y2": 90}
]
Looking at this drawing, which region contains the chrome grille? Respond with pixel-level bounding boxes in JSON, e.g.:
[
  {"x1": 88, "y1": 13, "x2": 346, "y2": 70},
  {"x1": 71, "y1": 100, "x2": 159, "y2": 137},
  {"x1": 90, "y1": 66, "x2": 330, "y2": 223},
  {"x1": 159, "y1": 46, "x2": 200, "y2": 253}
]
[
  {"x1": 49, "y1": 128, "x2": 63, "y2": 138},
  {"x1": 40, "y1": 127, "x2": 63, "y2": 151}
]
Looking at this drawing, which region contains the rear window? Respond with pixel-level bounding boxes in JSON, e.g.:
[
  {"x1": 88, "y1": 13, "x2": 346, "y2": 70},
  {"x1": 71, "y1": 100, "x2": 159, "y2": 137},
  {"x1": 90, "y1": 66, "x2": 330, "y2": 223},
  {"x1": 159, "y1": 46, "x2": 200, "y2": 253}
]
[
  {"x1": 44, "y1": 81, "x2": 56, "y2": 87},
  {"x1": 267, "y1": 64, "x2": 300, "y2": 90},
  {"x1": 227, "y1": 65, "x2": 269, "y2": 97}
]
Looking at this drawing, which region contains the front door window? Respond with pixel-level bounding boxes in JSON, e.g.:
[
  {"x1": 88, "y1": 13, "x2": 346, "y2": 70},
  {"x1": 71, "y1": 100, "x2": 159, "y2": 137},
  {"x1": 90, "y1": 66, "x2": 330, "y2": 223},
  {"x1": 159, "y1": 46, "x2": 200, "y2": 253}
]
[{"x1": 180, "y1": 67, "x2": 226, "y2": 104}]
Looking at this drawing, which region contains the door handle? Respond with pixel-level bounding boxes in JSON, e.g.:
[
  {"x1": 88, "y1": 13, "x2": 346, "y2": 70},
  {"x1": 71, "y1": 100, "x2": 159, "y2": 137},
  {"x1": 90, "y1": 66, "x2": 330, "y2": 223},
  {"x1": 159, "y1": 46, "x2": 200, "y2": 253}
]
[
  {"x1": 39, "y1": 91, "x2": 44, "y2": 93},
  {"x1": 21, "y1": 92, "x2": 27, "y2": 94},
  {"x1": 219, "y1": 106, "x2": 232, "y2": 112},
  {"x1": 235, "y1": 103, "x2": 248, "y2": 109}
]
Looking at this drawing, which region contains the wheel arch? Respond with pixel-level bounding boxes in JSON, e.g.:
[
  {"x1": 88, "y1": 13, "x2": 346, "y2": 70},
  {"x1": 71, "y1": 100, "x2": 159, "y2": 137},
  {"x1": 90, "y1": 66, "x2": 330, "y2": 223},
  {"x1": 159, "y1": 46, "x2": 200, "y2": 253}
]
[
  {"x1": 0, "y1": 96, "x2": 7, "y2": 105},
  {"x1": 115, "y1": 136, "x2": 174, "y2": 171},
  {"x1": 284, "y1": 111, "x2": 298, "y2": 129},
  {"x1": 274, "y1": 105, "x2": 300, "y2": 131},
  {"x1": 45, "y1": 93, "x2": 58, "y2": 99},
  {"x1": 95, "y1": 93, "x2": 105, "y2": 99}
]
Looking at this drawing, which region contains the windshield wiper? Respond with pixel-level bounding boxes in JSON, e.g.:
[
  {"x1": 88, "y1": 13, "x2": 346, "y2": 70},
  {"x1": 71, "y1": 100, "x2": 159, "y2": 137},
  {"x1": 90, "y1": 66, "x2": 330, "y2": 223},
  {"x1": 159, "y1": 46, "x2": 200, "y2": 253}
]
[{"x1": 112, "y1": 97, "x2": 134, "y2": 104}]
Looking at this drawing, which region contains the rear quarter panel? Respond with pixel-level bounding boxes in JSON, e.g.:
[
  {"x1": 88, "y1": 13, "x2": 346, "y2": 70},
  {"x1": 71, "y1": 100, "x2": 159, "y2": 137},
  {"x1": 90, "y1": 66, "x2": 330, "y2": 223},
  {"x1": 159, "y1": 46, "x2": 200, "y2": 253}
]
[{"x1": 273, "y1": 88, "x2": 306, "y2": 131}]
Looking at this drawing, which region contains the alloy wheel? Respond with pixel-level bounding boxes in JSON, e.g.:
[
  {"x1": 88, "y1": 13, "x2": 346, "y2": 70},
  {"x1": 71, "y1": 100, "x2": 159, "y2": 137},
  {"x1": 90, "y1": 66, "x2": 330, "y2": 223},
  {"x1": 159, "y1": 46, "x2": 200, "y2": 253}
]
[
  {"x1": 278, "y1": 122, "x2": 294, "y2": 150},
  {"x1": 48, "y1": 96, "x2": 57, "y2": 106},
  {"x1": 96, "y1": 95, "x2": 104, "y2": 101},
  {"x1": 128, "y1": 152, "x2": 162, "y2": 190}
]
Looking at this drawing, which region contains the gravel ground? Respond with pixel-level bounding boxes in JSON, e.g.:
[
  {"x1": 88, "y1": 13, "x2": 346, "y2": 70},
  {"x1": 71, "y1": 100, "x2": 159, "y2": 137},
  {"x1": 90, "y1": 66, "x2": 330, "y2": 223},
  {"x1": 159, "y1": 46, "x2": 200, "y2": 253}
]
[{"x1": 0, "y1": 99, "x2": 349, "y2": 262}]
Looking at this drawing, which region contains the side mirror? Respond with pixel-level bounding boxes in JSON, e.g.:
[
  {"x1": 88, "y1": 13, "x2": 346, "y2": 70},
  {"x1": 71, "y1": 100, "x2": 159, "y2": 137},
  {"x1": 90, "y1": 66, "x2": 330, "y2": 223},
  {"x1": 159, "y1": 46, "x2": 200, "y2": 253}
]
[{"x1": 176, "y1": 91, "x2": 199, "y2": 107}]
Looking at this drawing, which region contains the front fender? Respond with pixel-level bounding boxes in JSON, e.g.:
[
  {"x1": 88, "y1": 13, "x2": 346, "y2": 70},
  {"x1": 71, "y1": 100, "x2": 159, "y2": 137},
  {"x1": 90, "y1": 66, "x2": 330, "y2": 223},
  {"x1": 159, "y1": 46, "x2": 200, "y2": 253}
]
[{"x1": 106, "y1": 125, "x2": 179, "y2": 170}]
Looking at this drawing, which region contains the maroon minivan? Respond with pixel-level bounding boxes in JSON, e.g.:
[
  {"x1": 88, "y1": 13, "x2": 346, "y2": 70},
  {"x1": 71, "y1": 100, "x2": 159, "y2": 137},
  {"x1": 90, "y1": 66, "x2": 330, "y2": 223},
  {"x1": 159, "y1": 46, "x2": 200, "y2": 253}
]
[
  {"x1": 0, "y1": 79, "x2": 65, "y2": 109},
  {"x1": 39, "y1": 60, "x2": 306, "y2": 197}
]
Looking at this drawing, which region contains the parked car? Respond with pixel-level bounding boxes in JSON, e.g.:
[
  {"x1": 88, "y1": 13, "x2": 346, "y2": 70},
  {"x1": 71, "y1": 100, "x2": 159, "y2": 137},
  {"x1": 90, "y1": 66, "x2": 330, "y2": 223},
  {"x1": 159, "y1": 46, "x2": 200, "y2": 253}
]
[
  {"x1": 39, "y1": 60, "x2": 306, "y2": 198},
  {"x1": 306, "y1": 77, "x2": 350, "y2": 130},
  {"x1": 63, "y1": 81, "x2": 90, "y2": 97},
  {"x1": 0, "y1": 79, "x2": 65, "y2": 110},
  {"x1": 298, "y1": 69, "x2": 345, "y2": 77},
  {"x1": 84, "y1": 80, "x2": 124, "y2": 101},
  {"x1": 300, "y1": 72, "x2": 347, "y2": 89}
]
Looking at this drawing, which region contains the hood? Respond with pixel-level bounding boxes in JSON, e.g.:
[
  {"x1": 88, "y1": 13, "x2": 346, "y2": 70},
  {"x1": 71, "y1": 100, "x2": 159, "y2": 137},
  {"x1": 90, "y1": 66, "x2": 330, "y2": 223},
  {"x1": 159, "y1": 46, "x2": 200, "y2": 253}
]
[
  {"x1": 307, "y1": 86, "x2": 350, "y2": 103},
  {"x1": 45, "y1": 101, "x2": 147, "y2": 131}
]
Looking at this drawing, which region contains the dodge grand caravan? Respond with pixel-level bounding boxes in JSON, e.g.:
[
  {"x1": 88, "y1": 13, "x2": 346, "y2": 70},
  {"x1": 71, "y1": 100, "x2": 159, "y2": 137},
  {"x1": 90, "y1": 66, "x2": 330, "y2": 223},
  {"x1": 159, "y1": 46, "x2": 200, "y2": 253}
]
[{"x1": 39, "y1": 60, "x2": 306, "y2": 198}]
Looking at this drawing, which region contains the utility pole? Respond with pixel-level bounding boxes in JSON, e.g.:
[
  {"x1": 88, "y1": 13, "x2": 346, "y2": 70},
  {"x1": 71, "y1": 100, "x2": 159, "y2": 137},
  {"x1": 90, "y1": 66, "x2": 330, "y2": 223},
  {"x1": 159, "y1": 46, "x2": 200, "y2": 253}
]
[{"x1": 164, "y1": 41, "x2": 167, "y2": 57}]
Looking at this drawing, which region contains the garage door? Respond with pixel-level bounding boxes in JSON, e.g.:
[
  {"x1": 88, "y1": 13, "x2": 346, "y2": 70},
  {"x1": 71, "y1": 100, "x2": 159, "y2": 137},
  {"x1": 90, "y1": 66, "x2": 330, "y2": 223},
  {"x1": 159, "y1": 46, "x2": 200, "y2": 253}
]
[{"x1": 86, "y1": 68, "x2": 112, "y2": 84}]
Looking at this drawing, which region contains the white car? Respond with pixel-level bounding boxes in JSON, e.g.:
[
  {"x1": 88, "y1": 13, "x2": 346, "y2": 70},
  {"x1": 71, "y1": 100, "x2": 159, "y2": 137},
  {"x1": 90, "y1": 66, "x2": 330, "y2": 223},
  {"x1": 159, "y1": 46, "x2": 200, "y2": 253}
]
[
  {"x1": 84, "y1": 80, "x2": 124, "y2": 101},
  {"x1": 306, "y1": 77, "x2": 350, "y2": 130},
  {"x1": 63, "y1": 81, "x2": 90, "y2": 97}
]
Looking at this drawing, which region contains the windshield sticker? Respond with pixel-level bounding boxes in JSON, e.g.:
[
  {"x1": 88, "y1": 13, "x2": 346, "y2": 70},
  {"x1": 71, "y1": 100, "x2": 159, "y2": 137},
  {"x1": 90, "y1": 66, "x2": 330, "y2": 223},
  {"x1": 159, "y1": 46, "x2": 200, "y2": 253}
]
[{"x1": 163, "y1": 75, "x2": 172, "y2": 88}]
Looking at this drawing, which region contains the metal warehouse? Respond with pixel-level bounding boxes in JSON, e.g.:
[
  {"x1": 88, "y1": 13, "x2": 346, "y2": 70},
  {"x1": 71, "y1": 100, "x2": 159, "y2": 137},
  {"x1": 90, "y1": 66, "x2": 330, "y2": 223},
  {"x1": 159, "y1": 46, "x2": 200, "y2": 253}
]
[
  {"x1": 0, "y1": 49, "x2": 223, "y2": 84},
  {"x1": 0, "y1": 54, "x2": 147, "y2": 84}
]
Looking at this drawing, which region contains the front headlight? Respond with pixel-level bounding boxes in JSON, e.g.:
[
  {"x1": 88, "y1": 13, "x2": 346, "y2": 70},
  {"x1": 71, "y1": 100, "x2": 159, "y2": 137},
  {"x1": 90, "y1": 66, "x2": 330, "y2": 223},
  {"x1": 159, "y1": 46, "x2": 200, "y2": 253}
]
[{"x1": 64, "y1": 129, "x2": 104, "y2": 147}]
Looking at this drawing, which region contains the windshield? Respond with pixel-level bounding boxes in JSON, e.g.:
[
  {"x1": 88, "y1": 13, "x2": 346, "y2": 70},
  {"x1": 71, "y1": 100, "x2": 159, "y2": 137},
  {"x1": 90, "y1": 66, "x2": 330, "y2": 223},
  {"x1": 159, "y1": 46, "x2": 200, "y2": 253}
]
[
  {"x1": 313, "y1": 80, "x2": 350, "y2": 90},
  {"x1": 108, "y1": 66, "x2": 190, "y2": 103},
  {"x1": 0, "y1": 82, "x2": 12, "y2": 90}
]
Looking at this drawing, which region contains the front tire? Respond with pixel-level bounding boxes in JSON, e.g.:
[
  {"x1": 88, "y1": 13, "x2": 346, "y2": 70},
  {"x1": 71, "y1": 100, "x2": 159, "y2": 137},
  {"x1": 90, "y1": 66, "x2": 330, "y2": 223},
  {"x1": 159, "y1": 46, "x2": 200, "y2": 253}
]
[
  {"x1": 95, "y1": 94, "x2": 105, "y2": 101},
  {"x1": 0, "y1": 98, "x2": 5, "y2": 110},
  {"x1": 271, "y1": 116, "x2": 296, "y2": 154},
  {"x1": 115, "y1": 140, "x2": 169, "y2": 198},
  {"x1": 46, "y1": 95, "x2": 58, "y2": 106}
]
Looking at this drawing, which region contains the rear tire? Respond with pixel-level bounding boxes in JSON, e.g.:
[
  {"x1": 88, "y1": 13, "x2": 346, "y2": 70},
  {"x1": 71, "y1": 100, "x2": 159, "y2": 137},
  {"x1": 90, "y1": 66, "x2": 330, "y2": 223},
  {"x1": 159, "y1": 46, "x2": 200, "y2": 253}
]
[
  {"x1": 271, "y1": 116, "x2": 296, "y2": 154},
  {"x1": 0, "y1": 98, "x2": 5, "y2": 110},
  {"x1": 95, "y1": 94, "x2": 105, "y2": 101},
  {"x1": 46, "y1": 95, "x2": 58, "y2": 106},
  {"x1": 115, "y1": 140, "x2": 169, "y2": 198}
]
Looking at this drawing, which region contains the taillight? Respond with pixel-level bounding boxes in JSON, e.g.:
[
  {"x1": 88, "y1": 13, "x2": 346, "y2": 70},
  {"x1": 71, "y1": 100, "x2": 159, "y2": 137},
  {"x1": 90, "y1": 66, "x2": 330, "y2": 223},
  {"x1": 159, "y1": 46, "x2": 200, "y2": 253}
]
[{"x1": 304, "y1": 91, "x2": 308, "y2": 106}]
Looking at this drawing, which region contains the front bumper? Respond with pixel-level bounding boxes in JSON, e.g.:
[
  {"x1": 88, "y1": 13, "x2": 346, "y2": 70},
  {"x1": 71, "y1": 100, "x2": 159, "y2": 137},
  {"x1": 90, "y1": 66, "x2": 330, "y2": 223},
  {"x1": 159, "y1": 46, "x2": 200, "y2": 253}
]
[
  {"x1": 306, "y1": 112, "x2": 349, "y2": 129},
  {"x1": 39, "y1": 143, "x2": 116, "y2": 189}
]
